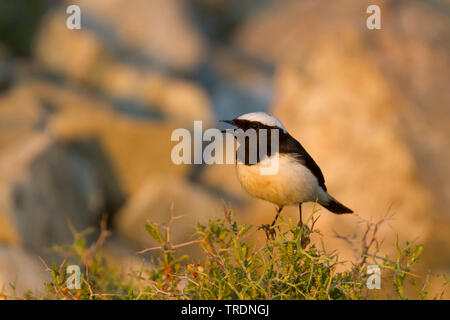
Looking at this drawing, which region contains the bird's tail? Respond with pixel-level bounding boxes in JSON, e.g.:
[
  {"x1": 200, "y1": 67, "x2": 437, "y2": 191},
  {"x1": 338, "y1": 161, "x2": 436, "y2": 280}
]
[{"x1": 320, "y1": 195, "x2": 353, "y2": 214}]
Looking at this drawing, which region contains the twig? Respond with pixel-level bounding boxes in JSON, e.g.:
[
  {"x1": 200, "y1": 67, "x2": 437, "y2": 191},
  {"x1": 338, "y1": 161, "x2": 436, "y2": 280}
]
[
  {"x1": 137, "y1": 204, "x2": 202, "y2": 254},
  {"x1": 137, "y1": 239, "x2": 203, "y2": 254}
]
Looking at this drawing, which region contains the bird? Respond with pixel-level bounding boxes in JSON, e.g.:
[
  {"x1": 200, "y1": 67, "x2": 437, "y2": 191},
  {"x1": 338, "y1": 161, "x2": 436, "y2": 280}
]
[{"x1": 220, "y1": 112, "x2": 353, "y2": 238}]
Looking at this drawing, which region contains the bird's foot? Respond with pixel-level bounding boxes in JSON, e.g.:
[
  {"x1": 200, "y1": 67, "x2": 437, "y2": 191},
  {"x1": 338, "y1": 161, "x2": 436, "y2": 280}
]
[
  {"x1": 258, "y1": 224, "x2": 276, "y2": 240},
  {"x1": 300, "y1": 224, "x2": 312, "y2": 249}
]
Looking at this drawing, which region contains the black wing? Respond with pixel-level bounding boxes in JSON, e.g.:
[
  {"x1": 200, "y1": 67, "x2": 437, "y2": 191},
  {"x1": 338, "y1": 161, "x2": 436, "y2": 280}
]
[{"x1": 279, "y1": 133, "x2": 327, "y2": 191}]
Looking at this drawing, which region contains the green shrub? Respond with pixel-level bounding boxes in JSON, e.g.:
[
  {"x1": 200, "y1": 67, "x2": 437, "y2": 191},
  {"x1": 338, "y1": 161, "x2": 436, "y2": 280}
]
[{"x1": 21, "y1": 206, "x2": 448, "y2": 300}]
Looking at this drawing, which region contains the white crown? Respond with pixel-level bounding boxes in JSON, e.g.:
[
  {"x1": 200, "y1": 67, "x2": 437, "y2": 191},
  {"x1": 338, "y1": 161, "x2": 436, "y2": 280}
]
[{"x1": 237, "y1": 112, "x2": 286, "y2": 132}]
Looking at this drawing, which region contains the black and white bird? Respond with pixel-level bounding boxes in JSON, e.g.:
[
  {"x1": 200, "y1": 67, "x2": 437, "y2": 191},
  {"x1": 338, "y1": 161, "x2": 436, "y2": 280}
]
[{"x1": 221, "y1": 112, "x2": 353, "y2": 234}]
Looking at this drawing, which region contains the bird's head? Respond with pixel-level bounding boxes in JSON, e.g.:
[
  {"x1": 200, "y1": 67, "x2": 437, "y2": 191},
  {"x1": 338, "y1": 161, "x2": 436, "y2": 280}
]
[{"x1": 220, "y1": 112, "x2": 287, "y2": 133}]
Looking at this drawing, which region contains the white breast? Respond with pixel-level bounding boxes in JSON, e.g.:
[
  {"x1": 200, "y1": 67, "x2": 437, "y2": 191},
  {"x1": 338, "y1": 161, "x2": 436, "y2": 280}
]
[{"x1": 236, "y1": 153, "x2": 324, "y2": 207}]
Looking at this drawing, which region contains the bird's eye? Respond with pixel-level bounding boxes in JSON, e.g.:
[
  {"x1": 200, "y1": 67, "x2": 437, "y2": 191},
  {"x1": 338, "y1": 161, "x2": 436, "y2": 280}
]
[{"x1": 251, "y1": 123, "x2": 258, "y2": 130}]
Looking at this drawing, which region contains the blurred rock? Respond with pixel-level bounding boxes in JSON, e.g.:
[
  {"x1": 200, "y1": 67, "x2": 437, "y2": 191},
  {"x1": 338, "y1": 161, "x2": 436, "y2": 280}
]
[
  {"x1": 34, "y1": 11, "x2": 108, "y2": 83},
  {"x1": 41, "y1": 82, "x2": 193, "y2": 193},
  {"x1": 34, "y1": 9, "x2": 214, "y2": 126},
  {"x1": 192, "y1": 133, "x2": 250, "y2": 208},
  {"x1": 366, "y1": 1, "x2": 450, "y2": 218},
  {"x1": 234, "y1": 0, "x2": 365, "y2": 63},
  {"x1": 0, "y1": 79, "x2": 191, "y2": 194},
  {"x1": 114, "y1": 175, "x2": 223, "y2": 257},
  {"x1": 0, "y1": 245, "x2": 48, "y2": 297},
  {"x1": 0, "y1": 133, "x2": 125, "y2": 253},
  {"x1": 0, "y1": 77, "x2": 196, "y2": 253},
  {"x1": 195, "y1": 47, "x2": 274, "y2": 121},
  {"x1": 188, "y1": 0, "x2": 271, "y2": 42},
  {"x1": 197, "y1": 163, "x2": 247, "y2": 204},
  {"x1": 36, "y1": 0, "x2": 206, "y2": 73},
  {"x1": 230, "y1": 0, "x2": 449, "y2": 258},
  {"x1": 0, "y1": 80, "x2": 44, "y2": 151},
  {"x1": 234, "y1": 0, "x2": 450, "y2": 214},
  {"x1": 75, "y1": 0, "x2": 207, "y2": 72},
  {"x1": 98, "y1": 63, "x2": 214, "y2": 126}
]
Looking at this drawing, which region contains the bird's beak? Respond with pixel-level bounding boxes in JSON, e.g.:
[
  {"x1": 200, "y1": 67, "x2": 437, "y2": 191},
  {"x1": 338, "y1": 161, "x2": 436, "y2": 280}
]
[
  {"x1": 219, "y1": 120, "x2": 234, "y2": 125},
  {"x1": 219, "y1": 120, "x2": 235, "y2": 133}
]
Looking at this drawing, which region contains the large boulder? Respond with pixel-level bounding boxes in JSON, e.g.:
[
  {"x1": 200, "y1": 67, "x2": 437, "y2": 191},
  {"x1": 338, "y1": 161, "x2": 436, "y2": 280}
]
[
  {"x1": 228, "y1": 0, "x2": 449, "y2": 259},
  {"x1": 0, "y1": 79, "x2": 192, "y2": 194},
  {"x1": 0, "y1": 78, "x2": 194, "y2": 254},
  {"x1": 97, "y1": 63, "x2": 214, "y2": 126},
  {"x1": 73, "y1": 0, "x2": 207, "y2": 72},
  {"x1": 194, "y1": 47, "x2": 275, "y2": 121},
  {"x1": 0, "y1": 132, "x2": 125, "y2": 253},
  {"x1": 36, "y1": 0, "x2": 206, "y2": 73},
  {"x1": 234, "y1": 0, "x2": 450, "y2": 216},
  {"x1": 34, "y1": 4, "x2": 214, "y2": 126}
]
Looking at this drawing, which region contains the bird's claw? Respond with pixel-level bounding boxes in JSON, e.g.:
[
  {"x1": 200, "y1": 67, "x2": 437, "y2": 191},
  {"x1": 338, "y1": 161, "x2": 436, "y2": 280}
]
[{"x1": 258, "y1": 224, "x2": 276, "y2": 240}]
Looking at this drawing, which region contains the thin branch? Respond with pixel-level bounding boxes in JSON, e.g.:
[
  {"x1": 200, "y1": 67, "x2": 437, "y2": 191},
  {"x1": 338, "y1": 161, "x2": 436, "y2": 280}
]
[{"x1": 137, "y1": 239, "x2": 203, "y2": 254}]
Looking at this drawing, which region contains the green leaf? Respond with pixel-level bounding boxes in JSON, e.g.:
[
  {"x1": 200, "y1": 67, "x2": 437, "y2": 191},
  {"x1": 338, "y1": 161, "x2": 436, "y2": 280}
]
[{"x1": 145, "y1": 223, "x2": 164, "y2": 244}]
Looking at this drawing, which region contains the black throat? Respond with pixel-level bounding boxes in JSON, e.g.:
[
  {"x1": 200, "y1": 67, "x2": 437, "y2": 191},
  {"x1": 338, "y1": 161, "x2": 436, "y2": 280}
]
[{"x1": 230, "y1": 119, "x2": 327, "y2": 191}]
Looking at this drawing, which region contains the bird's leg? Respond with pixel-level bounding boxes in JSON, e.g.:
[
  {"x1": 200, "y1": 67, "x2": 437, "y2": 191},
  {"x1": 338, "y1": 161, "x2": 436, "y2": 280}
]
[
  {"x1": 259, "y1": 206, "x2": 283, "y2": 240},
  {"x1": 271, "y1": 206, "x2": 283, "y2": 227},
  {"x1": 298, "y1": 203, "x2": 303, "y2": 227}
]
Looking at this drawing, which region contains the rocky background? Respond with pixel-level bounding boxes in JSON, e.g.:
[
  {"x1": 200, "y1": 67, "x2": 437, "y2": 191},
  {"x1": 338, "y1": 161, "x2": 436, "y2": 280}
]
[{"x1": 0, "y1": 0, "x2": 449, "y2": 297}]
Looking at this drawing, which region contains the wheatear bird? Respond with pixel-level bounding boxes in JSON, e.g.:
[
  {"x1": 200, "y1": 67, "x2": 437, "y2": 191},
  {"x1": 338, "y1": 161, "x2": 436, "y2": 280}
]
[{"x1": 221, "y1": 112, "x2": 352, "y2": 236}]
